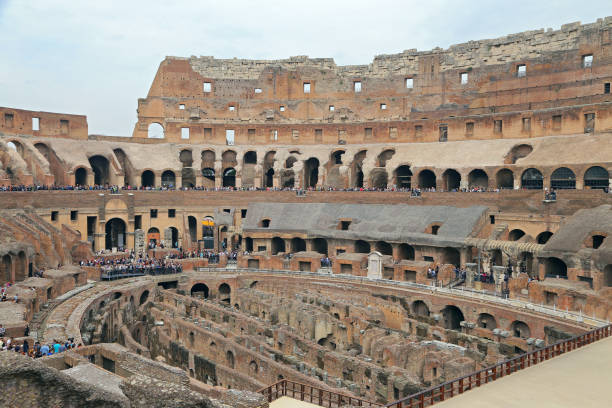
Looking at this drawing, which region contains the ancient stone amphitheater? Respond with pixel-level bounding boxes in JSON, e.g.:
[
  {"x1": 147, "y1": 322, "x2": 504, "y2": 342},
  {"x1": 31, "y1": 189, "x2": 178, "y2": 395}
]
[{"x1": 1, "y1": 17, "x2": 612, "y2": 408}]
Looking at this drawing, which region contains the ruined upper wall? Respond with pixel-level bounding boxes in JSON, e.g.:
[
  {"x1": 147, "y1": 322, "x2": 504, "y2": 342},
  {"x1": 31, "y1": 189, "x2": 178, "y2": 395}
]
[{"x1": 0, "y1": 107, "x2": 88, "y2": 140}]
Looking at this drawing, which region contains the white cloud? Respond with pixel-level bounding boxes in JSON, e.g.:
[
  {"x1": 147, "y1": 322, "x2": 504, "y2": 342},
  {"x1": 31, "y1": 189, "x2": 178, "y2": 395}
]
[{"x1": 0, "y1": 0, "x2": 609, "y2": 135}]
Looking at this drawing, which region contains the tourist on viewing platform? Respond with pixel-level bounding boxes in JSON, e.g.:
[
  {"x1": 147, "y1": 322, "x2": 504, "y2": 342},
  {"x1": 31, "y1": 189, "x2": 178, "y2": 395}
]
[{"x1": 0, "y1": 324, "x2": 5, "y2": 338}]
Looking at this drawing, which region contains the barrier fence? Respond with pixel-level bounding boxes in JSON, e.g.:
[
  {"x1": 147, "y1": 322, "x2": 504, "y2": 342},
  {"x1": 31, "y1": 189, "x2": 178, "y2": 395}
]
[{"x1": 258, "y1": 324, "x2": 612, "y2": 407}]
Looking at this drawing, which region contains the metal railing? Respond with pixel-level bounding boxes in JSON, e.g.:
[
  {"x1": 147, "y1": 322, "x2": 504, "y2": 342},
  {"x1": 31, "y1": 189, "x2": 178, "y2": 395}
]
[
  {"x1": 258, "y1": 379, "x2": 384, "y2": 407},
  {"x1": 385, "y1": 324, "x2": 612, "y2": 407}
]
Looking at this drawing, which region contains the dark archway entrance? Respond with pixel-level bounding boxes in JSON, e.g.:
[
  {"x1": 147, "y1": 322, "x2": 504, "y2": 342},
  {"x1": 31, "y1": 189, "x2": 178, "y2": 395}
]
[
  {"x1": 88, "y1": 155, "x2": 110, "y2": 185},
  {"x1": 141, "y1": 170, "x2": 155, "y2": 188},
  {"x1": 223, "y1": 168, "x2": 236, "y2": 187},
  {"x1": 105, "y1": 218, "x2": 126, "y2": 250},
  {"x1": 75, "y1": 168, "x2": 87, "y2": 186},
  {"x1": 191, "y1": 283, "x2": 209, "y2": 298},
  {"x1": 305, "y1": 158, "x2": 319, "y2": 188},
  {"x1": 442, "y1": 305, "x2": 465, "y2": 330},
  {"x1": 395, "y1": 166, "x2": 412, "y2": 189},
  {"x1": 442, "y1": 169, "x2": 461, "y2": 191}
]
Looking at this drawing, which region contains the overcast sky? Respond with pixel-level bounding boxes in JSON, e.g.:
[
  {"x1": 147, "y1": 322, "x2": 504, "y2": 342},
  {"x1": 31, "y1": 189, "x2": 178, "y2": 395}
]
[{"x1": 0, "y1": 0, "x2": 610, "y2": 136}]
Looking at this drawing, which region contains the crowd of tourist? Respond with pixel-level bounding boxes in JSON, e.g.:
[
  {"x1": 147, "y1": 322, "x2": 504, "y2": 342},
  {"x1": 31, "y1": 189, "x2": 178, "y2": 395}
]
[{"x1": 0, "y1": 329, "x2": 82, "y2": 359}]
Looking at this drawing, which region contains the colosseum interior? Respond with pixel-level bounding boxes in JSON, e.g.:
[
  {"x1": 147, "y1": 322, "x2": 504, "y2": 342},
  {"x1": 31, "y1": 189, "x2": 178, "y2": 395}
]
[{"x1": 1, "y1": 16, "x2": 612, "y2": 408}]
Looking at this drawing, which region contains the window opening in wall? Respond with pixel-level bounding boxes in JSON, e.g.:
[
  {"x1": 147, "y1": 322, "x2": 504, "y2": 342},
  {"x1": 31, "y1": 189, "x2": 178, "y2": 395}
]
[
  {"x1": 490, "y1": 215, "x2": 495, "y2": 224},
  {"x1": 179, "y1": 104, "x2": 185, "y2": 110},
  {"x1": 70, "y1": 210, "x2": 78, "y2": 221},
  {"x1": 439, "y1": 125, "x2": 448, "y2": 142},
  {"x1": 584, "y1": 113, "x2": 595, "y2": 133},
  {"x1": 315, "y1": 129, "x2": 323, "y2": 142},
  {"x1": 51, "y1": 211, "x2": 58, "y2": 221},
  {"x1": 225, "y1": 129, "x2": 235, "y2": 145},
  {"x1": 415, "y1": 125, "x2": 423, "y2": 137},
  {"x1": 150, "y1": 209, "x2": 157, "y2": 218},
  {"x1": 32, "y1": 117, "x2": 40, "y2": 131},
  {"x1": 583, "y1": 54, "x2": 593, "y2": 68},
  {"x1": 552, "y1": 115, "x2": 562, "y2": 130},
  {"x1": 423, "y1": 256, "x2": 434, "y2": 262},
  {"x1": 329, "y1": 105, "x2": 335, "y2": 111},
  {"x1": 279, "y1": 106, "x2": 285, "y2": 112},
  {"x1": 517, "y1": 64, "x2": 526, "y2": 77},
  {"x1": 60, "y1": 119, "x2": 69, "y2": 134},
  {"x1": 460, "y1": 72, "x2": 468, "y2": 85},
  {"x1": 522, "y1": 117, "x2": 531, "y2": 131},
  {"x1": 241, "y1": 209, "x2": 247, "y2": 218},
  {"x1": 228, "y1": 105, "x2": 235, "y2": 111},
  {"x1": 4, "y1": 113, "x2": 14, "y2": 128},
  {"x1": 254, "y1": 88, "x2": 262, "y2": 93},
  {"x1": 168, "y1": 209, "x2": 176, "y2": 218},
  {"x1": 203, "y1": 82, "x2": 211, "y2": 92},
  {"x1": 181, "y1": 127, "x2": 189, "y2": 139},
  {"x1": 466, "y1": 122, "x2": 474, "y2": 135},
  {"x1": 605, "y1": 83, "x2": 611, "y2": 94},
  {"x1": 271, "y1": 130, "x2": 278, "y2": 141},
  {"x1": 405, "y1": 78, "x2": 413, "y2": 89},
  {"x1": 431, "y1": 225, "x2": 440, "y2": 235},
  {"x1": 364, "y1": 127, "x2": 372, "y2": 139},
  {"x1": 303, "y1": 82, "x2": 311, "y2": 93},
  {"x1": 380, "y1": 103, "x2": 387, "y2": 110},
  {"x1": 292, "y1": 129, "x2": 299, "y2": 139},
  {"x1": 340, "y1": 220, "x2": 351, "y2": 230},
  {"x1": 354, "y1": 81, "x2": 362, "y2": 92},
  {"x1": 134, "y1": 215, "x2": 142, "y2": 230},
  {"x1": 494, "y1": 120, "x2": 503, "y2": 133}
]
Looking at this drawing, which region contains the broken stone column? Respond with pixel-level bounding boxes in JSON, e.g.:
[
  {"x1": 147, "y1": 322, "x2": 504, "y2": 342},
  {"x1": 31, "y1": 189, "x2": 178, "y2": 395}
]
[
  {"x1": 465, "y1": 263, "x2": 477, "y2": 288},
  {"x1": 134, "y1": 229, "x2": 145, "y2": 255},
  {"x1": 492, "y1": 265, "x2": 506, "y2": 295}
]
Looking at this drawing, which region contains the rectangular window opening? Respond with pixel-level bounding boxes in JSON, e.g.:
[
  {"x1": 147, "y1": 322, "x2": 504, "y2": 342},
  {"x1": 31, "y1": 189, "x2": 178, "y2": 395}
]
[
  {"x1": 380, "y1": 103, "x2": 387, "y2": 110},
  {"x1": 225, "y1": 129, "x2": 235, "y2": 145},
  {"x1": 460, "y1": 72, "x2": 468, "y2": 85},
  {"x1": 522, "y1": 117, "x2": 531, "y2": 132},
  {"x1": 405, "y1": 78, "x2": 414, "y2": 89},
  {"x1": 329, "y1": 105, "x2": 335, "y2": 112},
  {"x1": 517, "y1": 64, "x2": 526, "y2": 78},
  {"x1": 271, "y1": 129, "x2": 278, "y2": 141},
  {"x1": 354, "y1": 81, "x2": 362, "y2": 92},
  {"x1": 179, "y1": 104, "x2": 185, "y2": 110},
  {"x1": 279, "y1": 106, "x2": 285, "y2": 112},
  {"x1": 4, "y1": 113, "x2": 14, "y2": 128},
  {"x1": 292, "y1": 129, "x2": 299, "y2": 140},
  {"x1": 248, "y1": 128, "x2": 256, "y2": 142},
  {"x1": 134, "y1": 215, "x2": 142, "y2": 230},
  {"x1": 585, "y1": 113, "x2": 595, "y2": 133},
  {"x1": 389, "y1": 127, "x2": 398, "y2": 139},
  {"x1": 228, "y1": 105, "x2": 235, "y2": 111},
  {"x1": 32, "y1": 117, "x2": 40, "y2": 131},
  {"x1": 494, "y1": 120, "x2": 503, "y2": 133},
  {"x1": 203, "y1": 82, "x2": 212, "y2": 92},
  {"x1": 303, "y1": 82, "x2": 311, "y2": 93},
  {"x1": 466, "y1": 122, "x2": 474, "y2": 135},
  {"x1": 315, "y1": 129, "x2": 323, "y2": 142},
  {"x1": 605, "y1": 83, "x2": 610, "y2": 94},
  {"x1": 364, "y1": 127, "x2": 373, "y2": 140},
  {"x1": 254, "y1": 88, "x2": 262, "y2": 93},
  {"x1": 60, "y1": 119, "x2": 69, "y2": 134},
  {"x1": 150, "y1": 209, "x2": 158, "y2": 218},
  {"x1": 439, "y1": 125, "x2": 448, "y2": 142},
  {"x1": 168, "y1": 209, "x2": 176, "y2": 218},
  {"x1": 582, "y1": 54, "x2": 593, "y2": 68},
  {"x1": 552, "y1": 115, "x2": 562, "y2": 130},
  {"x1": 181, "y1": 127, "x2": 190, "y2": 139},
  {"x1": 340, "y1": 220, "x2": 351, "y2": 230},
  {"x1": 241, "y1": 209, "x2": 247, "y2": 218},
  {"x1": 70, "y1": 210, "x2": 78, "y2": 221},
  {"x1": 51, "y1": 211, "x2": 58, "y2": 221},
  {"x1": 203, "y1": 128, "x2": 212, "y2": 139}
]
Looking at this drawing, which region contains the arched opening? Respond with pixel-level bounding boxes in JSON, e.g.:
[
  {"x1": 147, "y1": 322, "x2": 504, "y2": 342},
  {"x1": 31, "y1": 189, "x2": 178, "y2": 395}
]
[
  {"x1": 141, "y1": 170, "x2": 155, "y2": 188},
  {"x1": 505, "y1": 144, "x2": 533, "y2": 164},
  {"x1": 191, "y1": 283, "x2": 209, "y2": 298},
  {"x1": 222, "y1": 168, "x2": 236, "y2": 187},
  {"x1": 75, "y1": 167, "x2": 87, "y2": 186},
  {"x1": 545, "y1": 257, "x2": 567, "y2": 279},
  {"x1": 477, "y1": 313, "x2": 497, "y2": 330},
  {"x1": 317, "y1": 335, "x2": 336, "y2": 350},
  {"x1": 375, "y1": 241, "x2": 392, "y2": 256},
  {"x1": 15, "y1": 251, "x2": 27, "y2": 282},
  {"x1": 496, "y1": 168, "x2": 514, "y2": 189},
  {"x1": 355, "y1": 240, "x2": 370, "y2": 254},
  {"x1": 271, "y1": 237, "x2": 285, "y2": 255},
  {"x1": 603, "y1": 265, "x2": 612, "y2": 287},
  {"x1": 441, "y1": 305, "x2": 465, "y2": 330},
  {"x1": 147, "y1": 123, "x2": 164, "y2": 139},
  {"x1": 370, "y1": 168, "x2": 388, "y2": 189},
  {"x1": 219, "y1": 283, "x2": 231, "y2": 304},
  {"x1": 394, "y1": 165, "x2": 412, "y2": 189},
  {"x1": 352, "y1": 150, "x2": 367, "y2": 188},
  {"x1": 442, "y1": 247, "x2": 460, "y2": 267},
  {"x1": 265, "y1": 168, "x2": 274, "y2": 187},
  {"x1": 290, "y1": 237, "x2": 306, "y2": 252},
  {"x1": 147, "y1": 227, "x2": 160, "y2": 247},
  {"x1": 398, "y1": 244, "x2": 415, "y2": 260},
  {"x1": 511, "y1": 321, "x2": 531, "y2": 339},
  {"x1": 521, "y1": 168, "x2": 543, "y2": 189},
  {"x1": 88, "y1": 155, "x2": 110, "y2": 185},
  {"x1": 584, "y1": 166, "x2": 609, "y2": 190},
  {"x1": 312, "y1": 238, "x2": 328, "y2": 255},
  {"x1": 591, "y1": 234, "x2": 606, "y2": 249},
  {"x1": 202, "y1": 168, "x2": 215, "y2": 186},
  {"x1": 1, "y1": 255, "x2": 12, "y2": 284},
  {"x1": 249, "y1": 360, "x2": 258, "y2": 374},
  {"x1": 508, "y1": 229, "x2": 526, "y2": 241},
  {"x1": 551, "y1": 167, "x2": 576, "y2": 189},
  {"x1": 418, "y1": 170, "x2": 436, "y2": 189},
  {"x1": 180, "y1": 150, "x2": 195, "y2": 188},
  {"x1": 105, "y1": 218, "x2": 126, "y2": 250},
  {"x1": 243, "y1": 151, "x2": 257, "y2": 164},
  {"x1": 139, "y1": 290, "x2": 149, "y2": 305},
  {"x1": 304, "y1": 158, "x2": 319, "y2": 188},
  {"x1": 202, "y1": 217, "x2": 214, "y2": 249},
  {"x1": 226, "y1": 350, "x2": 235, "y2": 369},
  {"x1": 537, "y1": 231, "x2": 553, "y2": 244},
  {"x1": 411, "y1": 300, "x2": 430, "y2": 317},
  {"x1": 377, "y1": 149, "x2": 395, "y2": 167},
  {"x1": 113, "y1": 148, "x2": 133, "y2": 186},
  {"x1": 188, "y1": 216, "x2": 197, "y2": 243},
  {"x1": 332, "y1": 150, "x2": 345, "y2": 165},
  {"x1": 179, "y1": 149, "x2": 193, "y2": 167},
  {"x1": 468, "y1": 169, "x2": 488, "y2": 190},
  {"x1": 161, "y1": 170, "x2": 175, "y2": 188},
  {"x1": 442, "y1": 169, "x2": 461, "y2": 191}
]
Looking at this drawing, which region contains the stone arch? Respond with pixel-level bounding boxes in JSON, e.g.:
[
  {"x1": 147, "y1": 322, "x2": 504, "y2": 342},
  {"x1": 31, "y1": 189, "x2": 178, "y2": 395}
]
[
  {"x1": 477, "y1": 313, "x2": 497, "y2": 330},
  {"x1": 218, "y1": 283, "x2": 231, "y2": 304},
  {"x1": 88, "y1": 155, "x2": 110, "y2": 185},
  {"x1": 161, "y1": 170, "x2": 175, "y2": 187},
  {"x1": 511, "y1": 320, "x2": 531, "y2": 338},
  {"x1": 105, "y1": 218, "x2": 126, "y2": 250},
  {"x1": 505, "y1": 144, "x2": 533, "y2": 164},
  {"x1": 370, "y1": 168, "x2": 388, "y2": 189},
  {"x1": 141, "y1": 170, "x2": 155, "y2": 188},
  {"x1": 418, "y1": 169, "x2": 436, "y2": 189},
  {"x1": 147, "y1": 122, "x2": 164, "y2": 139},
  {"x1": 394, "y1": 165, "x2": 413, "y2": 189},
  {"x1": 271, "y1": 237, "x2": 285, "y2": 255},
  {"x1": 191, "y1": 283, "x2": 209, "y2": 298},
  {"x1": 468, "y1": 169, "x2": 488, "y2": 189},
  {"x1": 441, "y1": 305, "x2": 464, "y2": 330},
  {"x1": 375, "y1": 241, "x2": 392, "y2": 256},
  {"x1": 355, "y1": 240, "x2": 371, "y2": 253},
  {"x1": 226, "y1": 350, "x2": 235, "y2": 369},
  {"x1": 584, "y1": 166, "x2": 609, "y2": 189},
  {"x1": 508, "y1": 229, "x2": 526, "y2": 241},
  {"x1": 249, "y1": 360, "x2": 258, "y2": 374},
  {"x1": 304, "y1": 158, "x2": 319, "y2": 188},
  {"x1": 179, "y1": 149, "x2": 193, "y2": 167},
  {"x1": 442, "y1": 169, "x2": 461, "y2": 191},
  {"x1": 243, "y1": 151, "x2": 257, "y2": 164},
  {"x1": 201, "y1": 150, "x2": 216, "y2": 167},
  {"x1": 411, "y1": 300, "x2": 430, "y2": 317},
  {"x1": 352, "y1": 150, "x2": 367, "y2": 188},
  {"x1": 537, "y1": 231, "x2": 553, "y2": 244},
  {"x1": 1, "y1": 254, "x2": 12, "y2": 284},
  {"x1": 551, "y1": 167, "x2": 576, "y2": 189},
  {"x1": 139, "y1": 290, "x2": 149, "y2": 305},
  {"x1": 496, "y1": 168, "x2": 514, "y2": 189},
  {"x1": 521, "y1": 168, "x2": 543, "y2": 189},
  {"x1": 221, "y1": 150, "x2": 237, "y2": 167},
  {"x1": 377, "y1": 149, "x2": 395, "y2": 167},
  {"x1": 545, "y1": 257, "x2": 567, "y2": 278},
  {"x1": 312, "y1": 238, "x2": 328, "y2": 255},
  {"x1": 290, "y1": 237, "x2": 306, "y2": 252},
  {"x1": 15, "y1": 251, "x2": 27, "y2": 282},
  {"x1": 75, "y1": 167, "x2": 88, "y2": 186},
  {"x1": 398, "y1": 244, "x2": 415, "y2": 260},
  {"x1": 222, "y1": 168, "x2": 236, "y2": 187}
]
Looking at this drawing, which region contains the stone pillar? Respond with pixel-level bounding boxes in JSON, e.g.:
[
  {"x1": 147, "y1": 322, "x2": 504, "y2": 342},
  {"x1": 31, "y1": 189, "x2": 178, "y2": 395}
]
[
  {"x1": 195, "y1": 174, "x2": 204, "y2": 187},
  {"x1": 513, "y1": 177, "x2": 521, "y2": 190},
  {"x1": 175, "y1": 174, "x2": 182, "y2": 189},
  {"x1": 215, "y1": 175, "x2": 222, "y2": 188},
  {"x1": 163, "y1": 227, "x2": 173, "y2": 249},
  {"x1": 465, "y1": 263, "x2": 477, "y2": 288},
  {"x1": 492, "y1": 265, "x2": 506, "y2": 295},
  {"x1": 87, "y1": 171, "x2": 95, "y2": 186},
  {"x1": 367, "y1": 252, "x2": 383, "y2": 279},
  {"x1": 134, "y1": 229, "x2": 146, "y2": 255},
  {"x1": 154, "y1": 173, "x2": 162, "y2": 188},
  {"x1": 94, "y1": 232, "x2": 106, "y2": 252}
]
